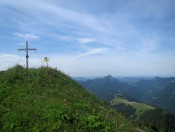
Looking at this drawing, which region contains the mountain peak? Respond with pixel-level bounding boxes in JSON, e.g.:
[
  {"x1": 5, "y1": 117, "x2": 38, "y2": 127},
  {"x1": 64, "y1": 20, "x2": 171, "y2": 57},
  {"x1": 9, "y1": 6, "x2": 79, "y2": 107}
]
[
  {"x1": 104, "y1": 75, "x2": 113, "y2": 79},
  {"x1": 104, "y1": 75, "x2": 116, "y2": 81}
]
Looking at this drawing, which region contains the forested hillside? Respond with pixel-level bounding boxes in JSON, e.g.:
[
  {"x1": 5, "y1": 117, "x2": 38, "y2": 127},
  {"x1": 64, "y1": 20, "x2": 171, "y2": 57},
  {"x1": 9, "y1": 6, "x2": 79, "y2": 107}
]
[
  {"x1": 111, "y1": 94, "x2": 175, "y2": 132},
  {"x1": 80, "y1": 75, "x2": 137, "y2": 100},
  {"x1": 79, "y1": 76, "x2": 175, "y2": 113},
  {"x1": 132, "y1": 77, "x2": 175, "y2": 113}
]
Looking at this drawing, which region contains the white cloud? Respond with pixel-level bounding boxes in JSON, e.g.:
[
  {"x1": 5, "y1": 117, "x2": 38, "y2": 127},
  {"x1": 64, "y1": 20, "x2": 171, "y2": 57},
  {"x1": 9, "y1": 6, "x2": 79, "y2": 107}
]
[
  {"x1": 0, "y1": 53, "x2": 19, "y2": 70},
  {"x1": 1, "y1": 0, "x2": 109, "y2": 38},
  {"x1": 75, "y1": 48, "x2": 108, "y2": 60},
  {"x1": 58, "y1": 35, "x2": 96, "y2": 44},
  {"x1": 17, "y1": 42, "x2": 25, "y2": 46},
  {"x1": 14, "y1": 33, "x2": 39, "y2": 39},
  {"x1": 78, "y1": 38, "x2": 96, "y2": 44},
  {"x1": 57, "y1": 35, "x2": 75, "y2": 41},
  {"x1": 0, "y1": 54, "x2": 18, "y2": 59}
]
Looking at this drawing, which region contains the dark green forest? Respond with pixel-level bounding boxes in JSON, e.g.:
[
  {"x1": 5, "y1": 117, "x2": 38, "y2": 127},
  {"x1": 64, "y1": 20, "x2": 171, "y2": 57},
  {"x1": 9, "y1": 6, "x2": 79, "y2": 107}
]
[{"x1": 111, "y1": 95, "x2": 175, "y2": 132}]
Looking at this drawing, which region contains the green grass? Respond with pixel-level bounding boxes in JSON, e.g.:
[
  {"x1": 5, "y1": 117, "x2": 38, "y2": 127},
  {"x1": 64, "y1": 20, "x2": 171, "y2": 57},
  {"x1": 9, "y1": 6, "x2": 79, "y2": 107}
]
[
  {"x1": 0, "y1": 65, "x2": 137, "y2": 131},
  {"x1": 111, "y1": 96, "x2": 154, "y2": 119}
]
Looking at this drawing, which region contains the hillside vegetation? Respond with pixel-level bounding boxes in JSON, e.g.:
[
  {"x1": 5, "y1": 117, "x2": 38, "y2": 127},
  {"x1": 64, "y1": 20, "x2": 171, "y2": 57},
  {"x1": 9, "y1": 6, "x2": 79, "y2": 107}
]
[
  {"x1": 111, "y1": 94, "x2": 154, "y2": 120},
  {"x1": 133, "y1": 77, "x2": 175, "y2": 113},
  {"x1": 0, "y1": 65, "x2": 137, "y2": 131},
  {"x1": 80, "y1": 75, "x2": 137, "y2": 100},
  {"x1": 79, "y1": 75, "x2": 175, "y2": 113},
  {"x1": 111, "y1": 95, "x2": 175, "y2": 132}
]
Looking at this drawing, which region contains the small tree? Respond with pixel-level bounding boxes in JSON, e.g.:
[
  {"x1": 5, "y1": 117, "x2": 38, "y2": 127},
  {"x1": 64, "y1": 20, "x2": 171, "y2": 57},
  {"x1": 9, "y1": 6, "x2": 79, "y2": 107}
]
[{"x1": 44, "y1": 57, "x2": 49, "y2": 67}]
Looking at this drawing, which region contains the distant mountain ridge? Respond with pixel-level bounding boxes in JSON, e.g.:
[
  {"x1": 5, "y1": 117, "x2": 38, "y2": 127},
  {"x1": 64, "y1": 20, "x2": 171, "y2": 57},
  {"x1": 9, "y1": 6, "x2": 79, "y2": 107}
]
[
  {"x1": 132, "y1": 77, "x2": 175, "y2": 113},
  {"x1": 78, "y1": 75, "x2": 175, "y2": 113},
  {"x1": 80, "y1": 75, "x2": 137, "y2": 100}
]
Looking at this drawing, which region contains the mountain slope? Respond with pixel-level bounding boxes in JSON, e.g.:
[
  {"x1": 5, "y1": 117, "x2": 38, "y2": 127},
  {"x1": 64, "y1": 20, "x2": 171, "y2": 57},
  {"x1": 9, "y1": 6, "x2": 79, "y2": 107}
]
[
  {"x1": 111, "y1": 94, "x2": 154, "y2": 120},
  {"x1": 0, "y1": 65, "x2": 137, "y2": 131},
  {"x1": 80, "y1": 75, "x2": 138, "y2": 100},
  {"x1": 111, "y1": 94, "x2": 175, "y2": 132},
  {"x1": 79, "y1": 76, "x2": 175, "y2": 113},
  {"x1": 80, "y1": 75, "x2": 121, "y2": 99},
  {"x1": 133, "y1": 77, "x2": 175, "y2": 113}
]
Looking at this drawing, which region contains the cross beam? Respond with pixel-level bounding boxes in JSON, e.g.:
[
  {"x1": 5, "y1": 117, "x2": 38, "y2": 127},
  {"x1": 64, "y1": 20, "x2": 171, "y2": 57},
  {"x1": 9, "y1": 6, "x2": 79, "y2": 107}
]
[{"x1": 18, "y1": 41, "x2": 36, "y2": 69}]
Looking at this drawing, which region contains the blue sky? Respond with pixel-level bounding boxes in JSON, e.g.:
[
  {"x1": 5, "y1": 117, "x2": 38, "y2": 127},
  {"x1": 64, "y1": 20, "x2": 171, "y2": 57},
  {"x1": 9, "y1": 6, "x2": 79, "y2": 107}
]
[{"x1": 0, "y1": 0, "x2": 175, "y2": 76}]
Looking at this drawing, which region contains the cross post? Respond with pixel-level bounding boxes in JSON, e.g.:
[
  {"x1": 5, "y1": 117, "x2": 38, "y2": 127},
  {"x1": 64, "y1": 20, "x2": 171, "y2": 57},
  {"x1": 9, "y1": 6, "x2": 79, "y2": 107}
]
[{"x1": 18, "y1": 41, "x2": 36, "y2": 70}]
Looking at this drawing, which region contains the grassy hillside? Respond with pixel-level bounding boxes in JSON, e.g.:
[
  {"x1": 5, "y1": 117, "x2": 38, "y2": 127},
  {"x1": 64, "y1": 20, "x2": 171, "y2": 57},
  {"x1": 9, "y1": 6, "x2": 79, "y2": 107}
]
[
  {"x1": 0, "y1": 65, "x2": 137, "y2": 131},
  {"x1": 111, "y1": 94, "x2": 175, "y2": 132},
  {"x1": 111, "y1": 94, "x2": 154, "y2": 120}
]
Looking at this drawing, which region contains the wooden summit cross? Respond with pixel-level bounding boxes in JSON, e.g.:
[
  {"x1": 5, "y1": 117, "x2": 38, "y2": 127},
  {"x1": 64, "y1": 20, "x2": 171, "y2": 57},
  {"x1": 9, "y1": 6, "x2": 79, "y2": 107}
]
[{"x1": 18, "y1": 41, "x2": 36, "y2": 70}]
